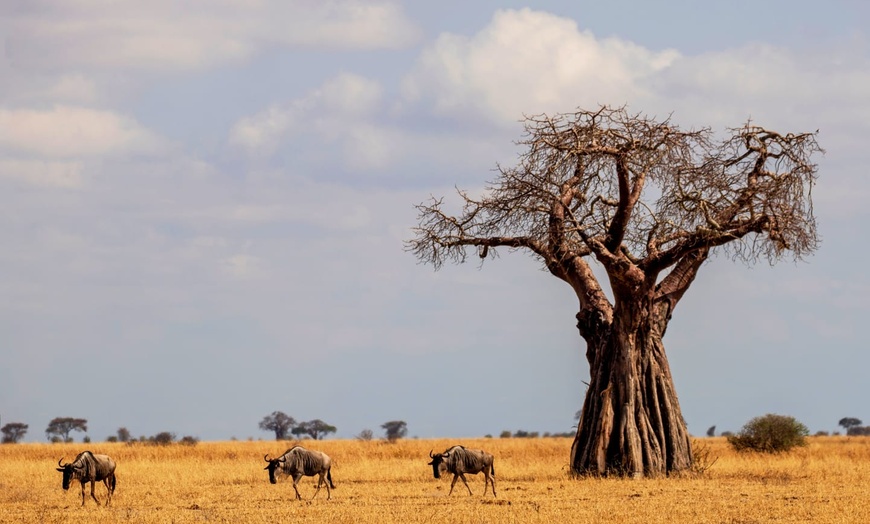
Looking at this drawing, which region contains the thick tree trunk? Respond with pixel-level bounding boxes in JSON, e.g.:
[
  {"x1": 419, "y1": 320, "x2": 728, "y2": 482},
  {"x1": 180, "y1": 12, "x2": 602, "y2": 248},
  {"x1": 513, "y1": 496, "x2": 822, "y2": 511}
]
[{"x1": 570, "y1": 300, "x2": 691, "y2": 477}]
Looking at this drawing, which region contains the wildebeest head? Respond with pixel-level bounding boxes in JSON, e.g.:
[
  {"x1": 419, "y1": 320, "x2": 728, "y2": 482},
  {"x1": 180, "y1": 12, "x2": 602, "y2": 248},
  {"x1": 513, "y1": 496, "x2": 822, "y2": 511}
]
[
  {"x1": 56, "y1": 457, "x2": 79, "y2": 490},
  {"x1": 428, "y1": 450, "x2": 448, "y2": 479},
  {"x1": 263, "y1": 454, "x2": 285, "y2": 484}
]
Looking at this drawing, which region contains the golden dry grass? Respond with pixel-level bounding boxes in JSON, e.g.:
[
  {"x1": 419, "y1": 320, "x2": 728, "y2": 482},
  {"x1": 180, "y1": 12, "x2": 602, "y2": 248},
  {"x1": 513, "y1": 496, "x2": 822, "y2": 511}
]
[{"x1": 1, "y1": 437, "x2": 869, "y2": 523}]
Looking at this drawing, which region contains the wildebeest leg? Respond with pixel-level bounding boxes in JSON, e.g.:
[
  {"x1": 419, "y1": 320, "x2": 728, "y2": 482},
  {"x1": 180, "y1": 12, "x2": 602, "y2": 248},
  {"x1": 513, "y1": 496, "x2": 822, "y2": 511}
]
[
  {"x1": 102, "y1": 478, "x2": 112, "y2": 506},
  {"x1": 311, "y1": 473, "x2": 322, "y2": 500},
  {"x1": 90, "y1": 480, "x2": 101, "y2": 505},
  {"x1": 291, "y1": 473, "x2": 303, "y2": 500},
  {"x1": 312, "y1": 471, "x2": 331, "y2": 500},
  {"x1": 458, "y1": 473, "x2": 473, "y2": 495},
  {"x1": 79, "y1": 481, "x2": 87, "y2": 506},
  {"x1": 488, "y1": 471, "x2": 496, "y2": 497}
]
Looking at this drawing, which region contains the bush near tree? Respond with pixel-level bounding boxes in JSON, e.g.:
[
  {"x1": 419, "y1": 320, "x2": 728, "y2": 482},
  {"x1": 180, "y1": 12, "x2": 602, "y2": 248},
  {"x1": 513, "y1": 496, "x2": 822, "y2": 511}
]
[
  {"x1": 179, "y1": 435, "x2": 199, "y2": 446},
  {"x1": 727, "y1": 414, "x2": 809, "y2": 453},
  {"x1": 151, "y1": 432, "x2": 176, "y2": 445}
]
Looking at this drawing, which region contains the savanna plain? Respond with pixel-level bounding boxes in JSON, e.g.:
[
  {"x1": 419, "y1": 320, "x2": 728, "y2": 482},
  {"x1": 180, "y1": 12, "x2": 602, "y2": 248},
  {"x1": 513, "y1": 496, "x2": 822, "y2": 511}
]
[{"x1": 2, "y1": 437, "x2": 869, "y2": 523}]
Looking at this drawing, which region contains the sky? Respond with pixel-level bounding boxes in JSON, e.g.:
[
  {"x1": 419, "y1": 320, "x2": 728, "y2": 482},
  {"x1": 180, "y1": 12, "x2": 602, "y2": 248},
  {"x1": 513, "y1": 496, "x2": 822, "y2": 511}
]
[{"x1": 1, "y1": 1, "x2": 868, "y2": 443}]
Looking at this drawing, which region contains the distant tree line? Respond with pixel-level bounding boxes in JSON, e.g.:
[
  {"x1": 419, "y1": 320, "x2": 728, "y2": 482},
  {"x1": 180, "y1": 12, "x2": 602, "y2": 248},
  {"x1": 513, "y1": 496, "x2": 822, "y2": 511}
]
[
  {"x1": 495, "y1": 429, "x2": 575, "y2": 439},
  {"x1": 257, "y1": 412, "x2": 411, "y2": 443},
  {"x1": 839, "y1": 417, "x2": 870, "y2": 436},
  {"x1": 107, "y1": 428, "x2": 199, "y2": 446},
  {"x1": 1, "y1": 416, "x2": 197, "y2": 445},
  {"x1": 258, "y1": 411, "x2": 337, "y2": 440},
  {"x1": 5, "y1": 412, "x2": 866, "y2": 445}
]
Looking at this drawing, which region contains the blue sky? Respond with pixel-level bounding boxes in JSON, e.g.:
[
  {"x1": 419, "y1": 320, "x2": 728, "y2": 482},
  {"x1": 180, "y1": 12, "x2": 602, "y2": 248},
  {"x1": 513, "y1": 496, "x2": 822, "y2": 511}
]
[{"x1": 1, "y1": 1, "x2": 868, "y2": 442}]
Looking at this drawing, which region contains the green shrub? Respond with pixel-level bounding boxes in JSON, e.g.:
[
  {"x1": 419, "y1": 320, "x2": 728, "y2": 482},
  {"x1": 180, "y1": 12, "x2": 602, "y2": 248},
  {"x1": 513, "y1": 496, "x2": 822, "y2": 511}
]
[{"x1": 727, "y1": 414, "x2": 808, "y2": 453}]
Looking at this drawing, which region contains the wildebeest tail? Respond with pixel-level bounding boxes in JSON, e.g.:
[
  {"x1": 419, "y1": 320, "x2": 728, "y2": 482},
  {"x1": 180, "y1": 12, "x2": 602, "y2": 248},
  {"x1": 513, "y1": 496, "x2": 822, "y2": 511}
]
[
  {"x1": 111, "y1": 474, "x2": 117, "y2": 493},
  {"x1": 327, "y1": 468, "x2": 335, "y2": 489},
  {"x1": 491, "y1": 463, "x2": 495, "y2": 476}
]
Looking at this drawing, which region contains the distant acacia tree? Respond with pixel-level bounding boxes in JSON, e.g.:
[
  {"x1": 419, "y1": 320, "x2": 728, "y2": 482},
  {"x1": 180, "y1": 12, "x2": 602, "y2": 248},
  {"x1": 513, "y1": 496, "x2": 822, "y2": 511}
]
[
  {"x1": 706, "y1": 426, "x2": 717, "y2": 437},
  {"x1": 259, "y1": 411, "x2": 296, "y2": 440},
  {"x1": 838, "y1": 417, "x2": 862, "y2": 431},
  {"x1": 1, "y1": 422, "x2": 28, "y2": 443},
  {"x1": 292, "y1": 419, "x2": 337, "y2": 440},
  {"x1": 409, "y1": 105, "x2": 822, "y2": 477},
  {"x1": 117, "y1": 427, "x2": 132, "y2": 443},
  {"x1": 356, "y1": 429, "x2": 374, "y2": 441},
  {"x1": 381, "y1": 420, "x2": 407, "y2": 443},
  {"x1": 45, "y1": 417, "x2": 87, "y2": 443}
]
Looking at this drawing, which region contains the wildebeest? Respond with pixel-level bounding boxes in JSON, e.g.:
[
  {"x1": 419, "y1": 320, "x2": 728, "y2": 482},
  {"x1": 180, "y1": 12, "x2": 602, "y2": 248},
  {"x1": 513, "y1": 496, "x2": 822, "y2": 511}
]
[
  {"x1": 264, "y1": 445, "x2": 335, "y2": 500},
  {"x1": 428, "y1": 445, "x2": 496, "y2": 497},
  {"x1": 56, "y1": 451, "x2": 117, "y2": 506}
]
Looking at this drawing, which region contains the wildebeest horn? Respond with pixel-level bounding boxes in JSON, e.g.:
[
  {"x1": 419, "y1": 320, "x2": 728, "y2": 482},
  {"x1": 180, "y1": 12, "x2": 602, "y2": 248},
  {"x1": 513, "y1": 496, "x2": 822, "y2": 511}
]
[
  {"x1": 429, "y1": 449, "x2": 434, "y2": 458},
  {"x1": 58, "y1": 457, "x2": 66, "y2": 467},
  {"x1": 264, "y1": 454, "x2": 271, "y2": 462}
]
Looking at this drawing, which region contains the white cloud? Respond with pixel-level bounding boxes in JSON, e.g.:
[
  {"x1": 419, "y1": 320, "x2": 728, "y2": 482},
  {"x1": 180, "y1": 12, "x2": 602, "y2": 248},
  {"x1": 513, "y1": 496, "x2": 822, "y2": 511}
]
[
  {"x1": 229, "y1": 103, "x2": 307, "y2": 154},
  {"x1": 0, "y1": 158, "x2": 84, "y2": 188},
  {"x1": 319, "y1": 73, "x2": 385, "y2": 118},
  {"x1": 229, "y1": 72, "x2": 386, "y2": 162},
  {"x1": 4, "y1": 0, "x2": 421, "y2": 72},
  {"x1": 42, "y1": 74, "x2": 100, "y2": 104},
  {"x1": 401, "y1": 8, "x2": 680, "y2": 123},
  {"x1": 399, "y1": 8, "x2": 870, "y2": 152},
  {"x1": 221, "y1": 254, "x2": 263, "y2": 279},
  {"x1": 0, "y1": 105, "x2": 166, "y2": 158}
]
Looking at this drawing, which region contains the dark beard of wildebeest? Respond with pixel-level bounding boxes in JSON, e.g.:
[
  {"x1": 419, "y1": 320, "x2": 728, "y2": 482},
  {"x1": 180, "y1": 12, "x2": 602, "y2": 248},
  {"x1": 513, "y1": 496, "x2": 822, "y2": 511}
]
[
  {"x1": 56, "y1": 451, "x2": 117, "y2": 506},
  {"x1": 263, "y1": 446, "x2": 335, "y2": 500},
  {"x1": 428, "y1": 445, "x2": 496, "y2": 497}
]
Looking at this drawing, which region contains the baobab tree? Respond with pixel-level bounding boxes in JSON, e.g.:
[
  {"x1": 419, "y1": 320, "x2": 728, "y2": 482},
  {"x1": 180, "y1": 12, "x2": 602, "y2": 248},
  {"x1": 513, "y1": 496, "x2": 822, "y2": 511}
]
[{"x1": 408, "y1": 106, "x2": 821, "y2": 477}]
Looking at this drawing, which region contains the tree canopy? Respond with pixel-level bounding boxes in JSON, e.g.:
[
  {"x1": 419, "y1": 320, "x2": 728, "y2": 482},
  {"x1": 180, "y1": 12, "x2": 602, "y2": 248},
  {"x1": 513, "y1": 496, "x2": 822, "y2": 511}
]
[
  {"x1": 838, "y1": 417, "x2": 862, "y2": 430},
  {"x1": 410, "y1": 106, "x2": 820, "y2": 288},
  {"x1": 292, "y1": 419, "x2": 337, "y2": 440},
  {"x1": 45, "y1": 417, "x2": 87, "y2": 443}
]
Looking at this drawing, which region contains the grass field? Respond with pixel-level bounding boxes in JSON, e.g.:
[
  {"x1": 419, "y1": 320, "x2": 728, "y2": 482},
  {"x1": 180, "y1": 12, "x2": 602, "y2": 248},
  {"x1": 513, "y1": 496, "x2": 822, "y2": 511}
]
[{"x1": 1, "y1": 436, "x2": 869, "y2": 523}]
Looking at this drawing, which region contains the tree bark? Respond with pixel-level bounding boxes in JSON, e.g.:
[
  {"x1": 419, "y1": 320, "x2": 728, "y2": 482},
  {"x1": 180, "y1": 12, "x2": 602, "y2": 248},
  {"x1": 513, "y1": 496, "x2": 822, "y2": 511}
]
[{"x1": 571, "y1": 298, "x2": 691, "y2": 477}]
